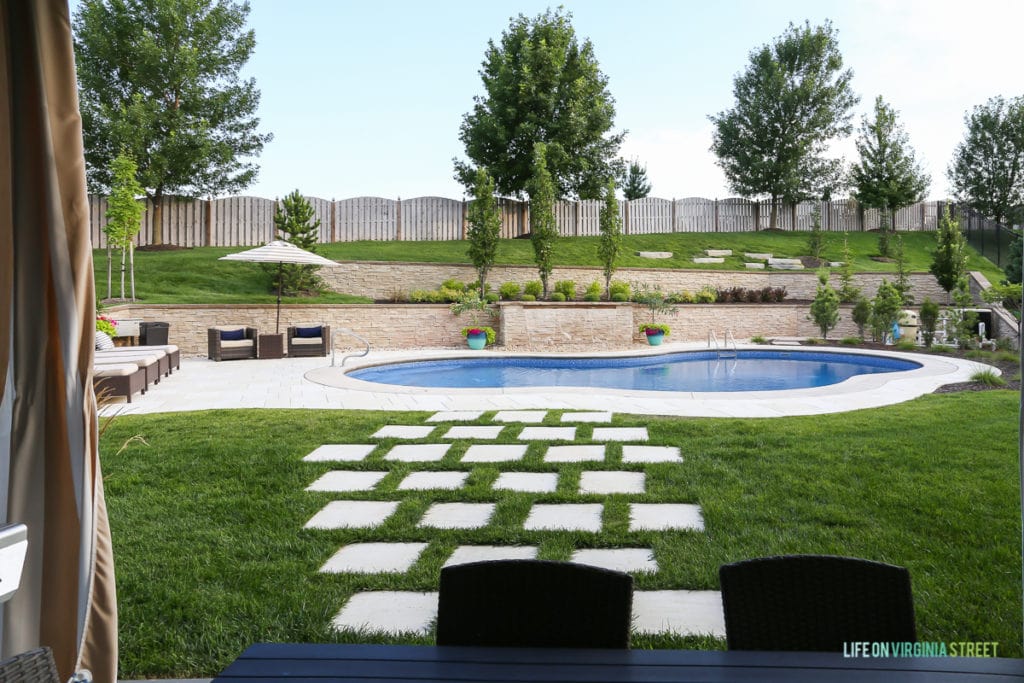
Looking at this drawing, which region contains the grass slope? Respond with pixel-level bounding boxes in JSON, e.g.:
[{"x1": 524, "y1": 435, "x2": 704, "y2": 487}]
[{"x1": 101, "y1": 392, "x2": 1022, "y2": 677}]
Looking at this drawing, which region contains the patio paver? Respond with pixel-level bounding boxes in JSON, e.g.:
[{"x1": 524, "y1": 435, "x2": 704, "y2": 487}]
[
  {"x1": 384, "y1": 443, "x2": 451, "y2": 462},
  {"x1": 493, "y1": 410, "x2": 547, "y2": 423},
  {"x1": 442, "y1": 425, "x2": 504, "y2": 439},
  {"x1": 304, "y1": 501, "x2": 400, "y2": 530},
  {"x1": 372, "y1": 425, "x2": 435, "y2": 439},
  {"x1": 319, "y1": 542, "x2": 428, "y2": 574},
  {"x1": 571, "y1": 548, "x2": 657, "y2": 573},
  {"x1": 493, "y1": 472, "x2": 559, "y2": 493},
  {"x1": 427, "y1": 411, "x2": 484, "y2": 422},
  {"x1": 461, "y1": 444, "x2": 528, "y2": 462},
  {"x1": 543, "y1": 445, "x2": 605, "y2": 462},
  {"x1": 397, "y1": 471, "x2": 469, "y2": 491},
  {"x1": 560, "y1": 412, "x2": 613, "y2": 423},
  {"x1": 331, "y1": 591, "x2": 438, "y2": 635},
  {"x1": 629, "y1": 504, "x2": 705, "y2": 531},
  {"x1": 622, "y1": 445, "x2": 682, "y2": 463},
  {"x1": 631, "y1": 590, "x2": 725, "y2": 636},
  {"x1": 519, "y1": 426, "x2": 576, "y2": 441},
  {"x1": 418, "y1": 503, "x2": 495, "y2": 529},
  {"x1": 302, "y1": 444, "x2": 376, "y2": 462},
  {"x1": 523, "y1": 504, "x2": 603, "y2": 532},
  {"x1": 592, "y1": 427, "x2": 649, "y2": 442},
  {"x1": 305, "y1": 470, "x2": 387, "y2": 492},
  {"x1": 579, "y1": 471, "x2": 646, "y2": 495},
  {"x1": 443, "y1": 545, "x2": 538, "y2": 567}
]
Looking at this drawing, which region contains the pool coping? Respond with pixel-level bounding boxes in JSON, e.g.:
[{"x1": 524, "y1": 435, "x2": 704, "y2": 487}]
[{"x1": 303, "y1": 343, "x2": 996, "y2": 417}]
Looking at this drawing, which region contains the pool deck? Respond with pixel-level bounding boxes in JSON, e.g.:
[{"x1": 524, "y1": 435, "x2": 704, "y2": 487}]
[{"x1": 103, "y1": 343, "x2": 995, "y2": 418}]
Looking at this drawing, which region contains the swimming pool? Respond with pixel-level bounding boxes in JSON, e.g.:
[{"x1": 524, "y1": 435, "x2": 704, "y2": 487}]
[{"x1": 346, "y1": 350, "x2": 921, "y2": 393}]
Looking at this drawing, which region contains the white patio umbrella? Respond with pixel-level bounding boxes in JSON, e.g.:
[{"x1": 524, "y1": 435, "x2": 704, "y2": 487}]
[{"x1": 220, "y1": 240, "x2": 339, "y2": 333}]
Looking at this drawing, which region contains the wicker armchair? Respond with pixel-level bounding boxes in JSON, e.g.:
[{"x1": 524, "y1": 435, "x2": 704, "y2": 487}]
[
  {"x1": 719, "y1": 554, "x2": 917, "y2": 652},
  {"x1": 207, "y1": 326, "x2": 258, "y2": 361},
  {"x1": 0, "y1": 647, "x2": 59, "y2": 683},
  {"x1": 286, "y1": 324, "x2": 331, "y2": 357},
  {"x1": 436, "y1": 559, "x2": 633, "y2": 648}
]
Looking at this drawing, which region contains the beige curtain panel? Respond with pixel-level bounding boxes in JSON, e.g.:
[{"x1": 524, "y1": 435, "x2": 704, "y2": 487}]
[{"x1": 0, "y1": 2, "x2": 118, "y2": 682}]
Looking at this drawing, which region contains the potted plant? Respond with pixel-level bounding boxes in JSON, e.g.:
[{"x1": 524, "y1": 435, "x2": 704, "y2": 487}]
[
  {"x1": 635, "y1": 285, "x2": 678, "y2": 346},
  {"x1": 450, "y1": 292, "x2": 496, "y2": 350},
  {"x1": 638, "y1": 322, "x2": 671, "y2": 346}
]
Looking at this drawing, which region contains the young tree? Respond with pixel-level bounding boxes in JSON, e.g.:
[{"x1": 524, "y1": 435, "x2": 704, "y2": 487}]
[
  {"x1": 528, "y1": 143, "x2": 558, "y2": 297},
  {"x1": 271, "y1": 191, "x2": 323, "y2": 296},
  {"x1": 621, "y1": 160, "x2": 652, "y2": 200},
  {"x1": 809, "y1": 271, "x2": 840, "y2": 338},
  {"x1": 74, "y1": 0, "x2": 272, "y2": 244},
  {"x1": 466, "y1": 168, "x2": 502, "y2": 297},
  {"x1": 892, "y1": 235, "x2": 914, "y2": 306},
  {"x1": 930, "y1": 204, "x2": 969, "y2": 302},
  {"x1": 849, "y1": 96, "x2": 931, "y2": 256},
  {"x1": 454, "y1": 7, "x2": 624, "y2": 199},
  {"x1": 851, "y1": 297, "x2": 871, "y2": 340},
  {"x1": 104, "y1": 151, "x2": 144, "y2": 301},
  {"x1": 709, "y1": 21, "x2": 858, "y2": 229},
  {"x1": 948, "y1": 95, "x2": 1024, "y2": 227},
  {"x1": 837, "y1": 233, "x2": 861, "y2": 303},
  {"x1": 597, "y1": 179, "x2": 623, "y2": 298},
  {"x1": 870, "y1": 280, "x2": 903, "y2": 343},
  {"x1": 805, "y1": 205, "x2": 826, "y2": 260}
]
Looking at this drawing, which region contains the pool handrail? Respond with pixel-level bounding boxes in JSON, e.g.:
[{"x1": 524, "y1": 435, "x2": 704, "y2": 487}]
[{"x1": 331, "y1": 328, "x2": 371, "y2": 367}]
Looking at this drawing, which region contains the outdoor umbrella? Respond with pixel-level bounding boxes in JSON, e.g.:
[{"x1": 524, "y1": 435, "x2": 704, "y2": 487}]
[{"x1": 220, "y1": 240, "x2": 339, "y2": 333}]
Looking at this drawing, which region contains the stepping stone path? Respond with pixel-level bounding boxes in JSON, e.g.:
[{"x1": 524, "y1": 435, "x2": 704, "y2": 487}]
[
  {"x1": 301, "y1": 409, "x2": 722, "y2": 639},
  {"x1": 767, "y1": 257, "x2": 804, "y2": 270},
  {"x1": 704, "y1": 249, "x2": 732, "y2": 257},
  {"x1": 692, "y1": 257, "x2": 724, "y2": 264},
  {"x1": 636, "y1": 251, "x2": 673, "y2": 259}
]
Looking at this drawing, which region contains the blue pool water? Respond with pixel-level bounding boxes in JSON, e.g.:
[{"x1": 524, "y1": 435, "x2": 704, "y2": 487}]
[{"x1": 348, "y1": 350, "x2": 921, "y2": 393}]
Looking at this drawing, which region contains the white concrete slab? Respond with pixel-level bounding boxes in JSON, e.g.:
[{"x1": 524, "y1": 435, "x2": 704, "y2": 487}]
[
  {"x1": 397, "y1": 471, "x2": 469, "y2": 491},
  {"x1": 591, "y1": 427, "x2": 648, "y2": 442},
  {"x1": 561, "y1": 412, "x2": 613, "y2": 423},
  {"x1": 637, "y1": 251, "x2": 673, "y2": 259},
  {"x1": 705, "y1": 249, "x2": 732, "y2": 257},
  {"x1": 442, "y1": 425, "x2": 504, "y2": 439},
  {"x1": 745, "y1": 252, "x2": 772, "y2": 260},
  {"x1": 372, "y1": 425, "x2": 434, "y2": 439},
  {"x1": 304, "y1": 501, "x2": 400, "y2": 529},
  {"x1": 443, "y1": 545, "x2": 538, "y2": 567},
  {"x1": 693, "y1": 257, "x2": 724, "y2": 264},
  {"x1": 629, "y1": 504, "x2": 705, "y2": 531},
  {"x1": 303, "y1": 444, "x2": 377, "y2": 462},
  {"x1": 319, "y1": 542, "x2": 428, "y2": 574},
  {"x1": 519, "y1": 426, "x2": 576, "y2": 441},
  {"x1": 622, "y1": 445, "x2": 682, "y2": 463},
  {"x1": 579, "y1": 471, "x2": 646, "y2": 495},
  {"x1": 331, "y1": 591, "x2": 438, "y2": 635},
  {"x1": 419, "y1": 503, "x2": 495, "y2": 529},
  {"x1": 306, "y1": 470, "x2": 387, "y2": 492},
  {"x1": 571, "y1": 548, "x2": 657, "y2": 573},
  {"x1": 427, "y1": 411, "x2": 484, "y2": 422},
  {"x1": 462, "y1": 444, "x2": 528, "y2": 462},
  {"x1": 384, "y1": 443, "x2": 451, "y2": 462},
  {"x1": 493, "y1": 410, "x2": 547, "y2": 423},
  {"x1": 523, "y1": 504, "x2": 603, "y2": 532},
  {"x1": 632, "y1": 590, "x2": 725, "y2": 636},
  {"x1": 543, "y1": 445, "x2": 605, "y2": 462},
  {"x1": 493, "y1": 472, "x2": 559, "y2": 493},
  {"x1": 745, "y1": 263, "x2": 765, "y2": 269}
]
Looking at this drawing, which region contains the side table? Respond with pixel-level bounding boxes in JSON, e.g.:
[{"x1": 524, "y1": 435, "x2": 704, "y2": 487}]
[{"x1": 258, "y1": 333, "x2": 284, "y2": 359}]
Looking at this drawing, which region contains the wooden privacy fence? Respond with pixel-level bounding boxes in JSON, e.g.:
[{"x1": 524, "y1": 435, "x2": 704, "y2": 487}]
[{"x1": 88, "y1": 195, "x2": 952, "y2": 248}]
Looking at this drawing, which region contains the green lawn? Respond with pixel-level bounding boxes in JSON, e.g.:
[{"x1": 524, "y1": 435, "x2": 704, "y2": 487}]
[{"x1": 100, "y1": 391, "x2": 1022, "y2": 678}]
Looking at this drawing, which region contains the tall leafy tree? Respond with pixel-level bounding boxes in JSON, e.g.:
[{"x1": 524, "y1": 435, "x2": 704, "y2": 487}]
[
  {"x1": 597, "y1": 179, "x2": 623, "y2": 297},
  {"x1": 709, "y1": 21, "x2": 858, "y2": 229},
  {"x1": 454, "y1": 7, "x2": 624, "y2": 199},
  {"x1": 74, "y1": 0, "x2": 272, "y2": 244},
  {"x1": 930, "y1": 204, "x2": 968, "y2": 301},
  {"x1": 271, "y1": 191, "x2": 323, "y2": 295},
  {"x1": 849, "y1": 96, "x2": 930, "y2": 256},
  {"x1": 528, "y1": 143, "x2": 558, "y2": 297},
  {"x1": 466, "y1": 167, "x2": 502, "y2": 297},
  {"x1": 621, "y1": 159, "x2": 652, "y2": 200},
  {"x1": 948, "y1": 95, "x2": 1024, "y2": 227},
  {"x1": 104, "y1": 151, "x2": 145, "y2": 301}
]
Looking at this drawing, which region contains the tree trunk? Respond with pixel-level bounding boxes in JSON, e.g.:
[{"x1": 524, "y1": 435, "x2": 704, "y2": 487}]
[
  {"x1": 129, "y1": 241, "x2": 136, "y2": 302},
  {"x1": 151, "y1": 192, "x2": 163, "y2": 245},
  {"x1": 769, "y1": 196, "x2": 779, "y2": 230},
  {"x1": 105, "y1": 243, "x2": 111, "y2": 301},
  {"x1": 119, "y1": 246, "x2": 126, "y2": 300}
]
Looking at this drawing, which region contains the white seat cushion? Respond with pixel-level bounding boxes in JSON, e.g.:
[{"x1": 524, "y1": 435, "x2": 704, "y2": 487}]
[
  {"x1": 93, "y1": 364, "x2": 139, "y2": 377},
  {"x1": 220, "y1": 339, "x2": 255, "y2": 349},
  {"x1": 291, "y1": 337, "x2": 324, "y2": 345}
]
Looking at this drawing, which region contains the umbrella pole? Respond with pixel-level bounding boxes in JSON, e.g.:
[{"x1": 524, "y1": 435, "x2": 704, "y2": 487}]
[{"x1": 276, "y1": 261, "x2": 283, "y2": 334}]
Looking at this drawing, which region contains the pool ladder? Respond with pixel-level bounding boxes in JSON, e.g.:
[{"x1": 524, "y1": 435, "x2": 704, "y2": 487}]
[
  {"x1": 708, "y1": 330, "x2": 738, "y2": 359},
  {"x1": 331, "y1": 327, "x2": 371, "y2": 367}
]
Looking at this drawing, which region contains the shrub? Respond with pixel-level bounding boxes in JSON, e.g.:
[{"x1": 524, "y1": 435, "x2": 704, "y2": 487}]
[
  {"x1": 610, "y1": 292, "x2": 629, "y2": 302},
  {"x1": 668, "y1": 290, "x2": 695, "y2": 304},
  {"x1": 554, "y1": 280, "x2": 576, "y2": 300},
  {"x1": 439, "y1": 286, "x2": 464, "y2": 303},
  {"x1": 523, "y1": 280, "x2": 543, "y2": 298},
  {"x1": 521, "y1": 294, "x2": 537, "y2": 301},
  {"x1": 750, "y1": 335, "x2": 768, "y2": 344},
  {"x1": 550, "y1": 292, "x2": 567, "y2": 302},
  {"x1": 583, "y1": 292, "x2": 601, "y2": 302},
  {"x1": 808, "y1": 270, "x2": 840, "y2": 339},
  {"x1": 498, "y1": 281, "x2": 521, "y2": 300},
  {"x1": 982, "y1": 282, "x2": 1022, "y2": 312},
  {"x1": 695, "y1": 285, "x2": 717, "y2": 303},
  {"x1": 484, "y1": 292, "x2": 499, "y2": 304},
  {"x1": 840, "y1": 337, "x2": 862, "y2": 346},
  {"x1": 584, "y1": 281, "x2": 602, "y2": 299},
  {"x1": 804, "y1": 337, "x2": 824, "y2": 345},
  {"x1": 919, "y1": 298, "x2": 939, "y2": 347},
  {"x1": 745, "y1": 288, "x2": 761, "y2": 303},
  {"x1": 971, "y1": 369, "x2": 1007, "y2": 386},
  {"x1": 870, "y1": 280, "x2": 903, "y2": 342},
  {"x1": 895, "y1": 339, "x2": 917, "y2": 351},
  {"x1": 609, "y1": 280, "x2": 631, "y2": 300},
  {"x1": 852, "y1": 297, "x2": 871, "y2": 339},
  {"x1": 386, "y1": 288, "x2": 408, "y2": 303},
  {"x1": 441, "y1": 278, "x2": 466, "y2": 292},
  {"x1": 427, "y1": 290, "x2": 447, "y2": 303},
  {"x1": 409, "y1": 289, "x2": 432, "y2": 303}
]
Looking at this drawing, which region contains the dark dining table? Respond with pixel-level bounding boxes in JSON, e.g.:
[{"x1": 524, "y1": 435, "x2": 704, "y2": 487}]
[{"x1": 212, "y1": 643, "x2": 1024, "y2": 682}]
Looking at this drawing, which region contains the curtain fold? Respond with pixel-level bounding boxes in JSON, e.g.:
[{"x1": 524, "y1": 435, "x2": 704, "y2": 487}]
[{"x1": 0, "y1": 2, "x2": 118, "y2": 682}]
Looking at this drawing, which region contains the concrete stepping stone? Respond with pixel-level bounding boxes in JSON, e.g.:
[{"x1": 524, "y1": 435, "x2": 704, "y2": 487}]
[
  {"x1": 306, "y1": 471, "x2": 387, "y2": 492},
  {"x1": 622, "y1": 445, "x2": 682, "y2": 463},
  {"x1": 744, "y1": 252, "x2": 772, "y2": 260},
  {"x1": 629, "y1": 504, "x2": 705, "y2": 531},
  {"x1": 591, "y1": 427, "x2": 648, "y2": 442},
  {"x1": 304, "y1": 500, "x2": 400, "y2": 530},
  {"x1": 519, "y1": 426, "x2": 576, "y2": 441},
  {"x1": 427, "y1": 411, "x2": 484, "y2": 422},
  {"x1": 319, "y1": 542, "x2": 428, "y2": 574},
  {"x1": 829, "y1": 261, "x2": 845, "y2": 267},
  {"x1": 744, "y1": 262, "x2": 765, "y2": 269},
  {"x1": 704, "y1": 249, "x2": 732, "y2": 257},
  {"x1": 493, "y1": 472, "x2": 559, "y2": 493},
  {"x1": 493, "y1": 410, "x2": 547, "y2": 423},
  {"x1": 442, "y1": 425, "x2": 504, "y2": 439},
  {"x1": 462, "y1": 444, "x2": 528, "y2": 462},
  {"x1": 692, "y1": 257, "x2": 724, "y2": 264},
  {"x1": 579, "y1": 471, "x2": 646, "y2": 495},
  {"x1": 632, "y1": 590, "x2": 725, "y2": 637},
  {"x1": 397, "y1": 471, "x2": 469, "y2": 491},
  {"x1": 561, "y1": 412, "x2": 613, "y2": 423},
  {"x1": 443, "y1": 545, "x2": 538, "y2": 567},
  {"x1": 571, "y1": 548, "x2": 657, "y2": 573},
  {"x1": 372, "y1": 425, "x2": 434, "y2": 439},
  {"x1": 303, "y1": 444, "x2": 376, "y2": 462},
  {"x1": 331, "y1": 591, "x2": 438, "y2": 635},
  {"x1": 419, "y1": 503, "x2": 495, "y2": 529},
  {"x1": 543, "y1": 445, "x2": 605, "y2": 462},
  {"x1": 636, "y1": 251, "x2": 673, "y2": 259},
  {"x1": 523, "y1": 504, "x2": 603, "y2": 532},
  {"x1": 384, "y1": 443, "x2": 451, "y2": 462}
]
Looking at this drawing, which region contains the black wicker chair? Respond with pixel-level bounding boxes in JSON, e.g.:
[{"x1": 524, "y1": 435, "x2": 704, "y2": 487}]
[
  {"x1": 207, "y1": 326, "x2": 258, "y2": 361},
  {"x1": 0, "y1": 647, "x2": 59, "y2": 683},
  {"x1": 719, "y1": 555, "x2": 916, "y2": 652},
  {"x1": 286, "y1": 324, "x2": 331, "y2": 357},
  {"x1": 436, "y1": 559, "x2": 633, "y2": 648}
]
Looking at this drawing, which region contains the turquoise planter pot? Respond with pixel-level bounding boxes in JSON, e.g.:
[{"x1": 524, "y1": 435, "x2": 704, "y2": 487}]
[
  {"x1": 466, "y1": 333, "x2": 487, "y2": 350},
  {"x1": 646, "y1": 332, "x2": 665, "y2": 346}
]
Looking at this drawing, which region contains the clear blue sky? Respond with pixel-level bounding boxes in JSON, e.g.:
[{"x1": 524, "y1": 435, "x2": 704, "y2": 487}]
[{"x1": 79, "y1": 0, "x2": 1024, "y2": 201}]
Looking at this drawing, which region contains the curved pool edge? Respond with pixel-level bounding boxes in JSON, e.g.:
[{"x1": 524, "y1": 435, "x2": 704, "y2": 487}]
[{"x1": 303, "y1": 343, "x2": 997, "y2": 417}]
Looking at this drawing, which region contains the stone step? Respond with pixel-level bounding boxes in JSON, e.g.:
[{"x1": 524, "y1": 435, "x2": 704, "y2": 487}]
[
  {"x1": 704, "y1": 249, "x2": 732, "y2": 257},
  {"x1": 744, "y1": 252, "x2": 772, "y2": 260},
  {"x1": 636, "y1": 251, "x2": 673, "y2": 259},
  {"x1": 693, "y1": 257, "x2": 725, "y2": 264}
]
